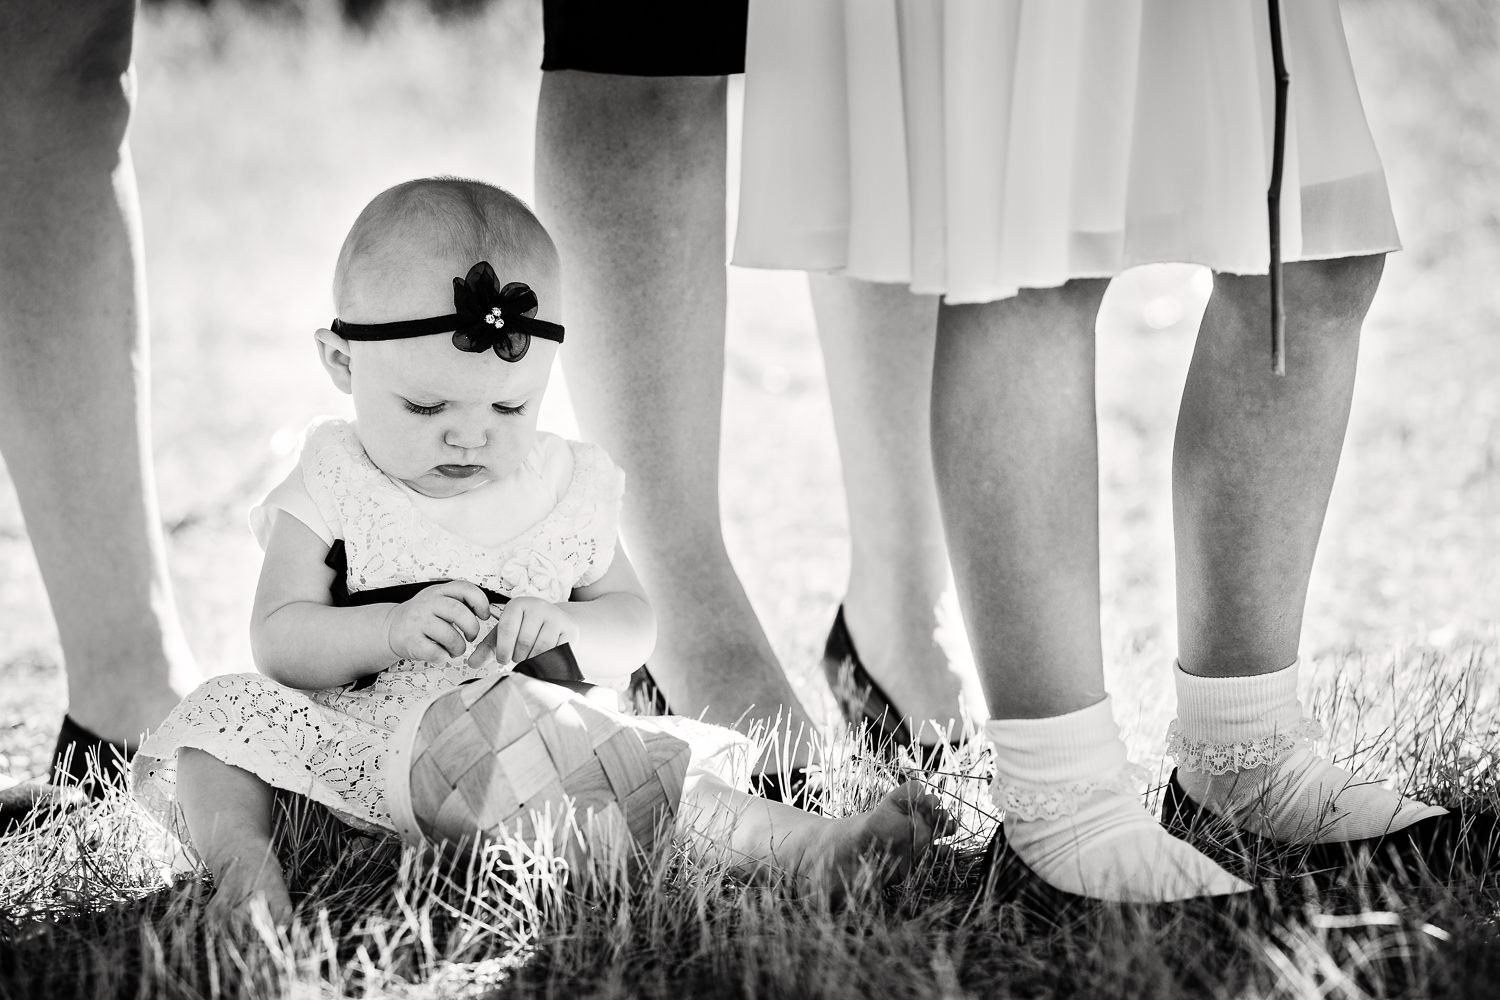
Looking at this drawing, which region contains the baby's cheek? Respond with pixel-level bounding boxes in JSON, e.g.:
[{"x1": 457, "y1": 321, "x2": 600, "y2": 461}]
[
  {"x1": 491, "y1": 430, "x2": 538, "y2": 475},
  {"x1": 363, "y1": 433, "x2": 424, "y2": 480}
]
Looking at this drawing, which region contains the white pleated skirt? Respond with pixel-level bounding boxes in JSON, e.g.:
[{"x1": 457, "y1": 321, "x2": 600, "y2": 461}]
[{"x1": 732, "y1": 0, "x2": 1400, "y2": 304}]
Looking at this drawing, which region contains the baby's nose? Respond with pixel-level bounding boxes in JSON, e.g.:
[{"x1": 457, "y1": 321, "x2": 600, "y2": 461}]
[{"x1": 444, "y1": 425, "x2": 487, "y2": 450}]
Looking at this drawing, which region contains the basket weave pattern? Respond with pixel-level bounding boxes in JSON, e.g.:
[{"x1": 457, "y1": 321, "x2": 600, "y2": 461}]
[{"x1": 391, "y1": 671, "x2": 691, "y2": 855}]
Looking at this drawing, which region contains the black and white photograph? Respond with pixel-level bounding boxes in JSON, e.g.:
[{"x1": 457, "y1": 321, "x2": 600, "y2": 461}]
[{"x1": 2, "y1": 0, "x2": 1498, "y2": 996}]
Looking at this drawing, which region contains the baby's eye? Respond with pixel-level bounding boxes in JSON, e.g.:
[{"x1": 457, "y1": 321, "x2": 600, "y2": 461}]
[
  {"x1": 493, "y1": 402, "x2": 528, "y2": 416},
  {"x1": 403, "y1": 400, "x2": 445, "y2": 416}
]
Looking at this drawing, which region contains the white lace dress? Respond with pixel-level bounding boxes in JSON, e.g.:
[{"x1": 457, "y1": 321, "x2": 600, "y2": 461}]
[{"x1": 132, "y1": 418, "x2": 748, "y2": 847}]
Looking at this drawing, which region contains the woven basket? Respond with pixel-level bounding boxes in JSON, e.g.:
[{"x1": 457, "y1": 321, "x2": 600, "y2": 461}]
[{"x1": 385, "y1": 669, "x2": 691, "y2": 861}]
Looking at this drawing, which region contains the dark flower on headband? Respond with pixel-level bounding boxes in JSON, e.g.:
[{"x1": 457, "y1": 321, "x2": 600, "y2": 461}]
[
  {"x1": 450, "y1": 263, "x2": 549, "y2": 360},
  {"x1": 330, "y1": 260, "x2": 564, "y2": 362}
]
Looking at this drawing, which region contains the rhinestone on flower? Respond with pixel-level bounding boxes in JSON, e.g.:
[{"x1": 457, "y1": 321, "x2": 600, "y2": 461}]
[{"x1": 483, "y1": 307, "x2": 505, "y2": 328}]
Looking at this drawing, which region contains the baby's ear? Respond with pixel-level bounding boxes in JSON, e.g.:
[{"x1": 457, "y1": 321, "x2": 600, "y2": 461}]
[{"x1": 314, "y1": 328, "x2": 354, "y2": 394}]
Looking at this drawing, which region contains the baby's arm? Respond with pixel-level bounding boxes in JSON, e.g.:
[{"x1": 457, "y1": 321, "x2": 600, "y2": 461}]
[
  {"x1": 562, "y1": 545, "x2": 655, "y2": 683},
  {"x1": 250, "y1": 511, "x2": 489, "y2": 689}
]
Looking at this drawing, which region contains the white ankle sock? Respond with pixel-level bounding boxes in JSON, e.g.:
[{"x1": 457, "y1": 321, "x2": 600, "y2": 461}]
[
  {"x1": 987, "y1": 698, "x2": 1249, "y2": 902},
  {"x1": 1168, "y1": 660, "x2": 1447, "y2": 844}
]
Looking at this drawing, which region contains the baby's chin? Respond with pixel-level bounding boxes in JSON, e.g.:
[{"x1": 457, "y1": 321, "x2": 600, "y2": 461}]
[{"x1": 398, "y1": 466, "x2": 498, "y2": 499}]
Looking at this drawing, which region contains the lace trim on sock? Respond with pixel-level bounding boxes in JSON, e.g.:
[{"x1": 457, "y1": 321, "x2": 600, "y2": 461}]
[
  {"x1": 1163, "y1": 717, "x2": 1324, "y2": 774},
  {"x1": 989, "y1": 762, "x2": 1148, "y2": 822}
]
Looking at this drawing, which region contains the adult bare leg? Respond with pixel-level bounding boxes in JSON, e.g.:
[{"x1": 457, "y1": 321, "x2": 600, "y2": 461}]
[
  {"x1": 810, "y1": 274, "x2": 976, "y2": 743},
  {"x1": 932, "y1": 280, "x2": 1244, "y2": 900},
  {"x1": 931, "y1": 281, "x2": 1109, "y2": 720},
  {"x1": 535, "y1": 73, "x2": 815, "y2": 757},
  {"x1": 1170, "y1": 254, "x2": 1443, "y2": 843},
  {"x1": 0, "y1": 1, "x2": 194, "y2": 772},
  {"x1": 1175, "y1": 255, "x2": 1379, "y2": 679}
]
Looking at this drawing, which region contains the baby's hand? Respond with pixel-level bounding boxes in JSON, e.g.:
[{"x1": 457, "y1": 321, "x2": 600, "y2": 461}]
[
  {"x1": 384, "y1": 582, "x2": 491, "y2": 662},
  {"x1": 486, "y1": 597, "x2": 579, "y2": 664}
]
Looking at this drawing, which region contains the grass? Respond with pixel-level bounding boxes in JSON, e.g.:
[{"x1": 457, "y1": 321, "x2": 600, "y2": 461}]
[
  {"x1": 5, "y1": 675, "x2": 1500, "y2": 1000},
  {"x1": 3, "y1": 0, "x2": 1500, "y2": 996}
]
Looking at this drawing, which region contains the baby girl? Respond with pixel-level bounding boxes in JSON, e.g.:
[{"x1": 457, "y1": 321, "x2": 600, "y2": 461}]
[{"x1": 132, "y1": 177, "x2": 946, "y2": 922}]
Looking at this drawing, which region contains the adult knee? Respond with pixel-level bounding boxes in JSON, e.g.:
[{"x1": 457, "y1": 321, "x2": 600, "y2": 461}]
[
  {"x1": 1285, "y1": 254, "x2": 1385, "y2": 325},
  {"x1": 1, "y1": 0, "x2": 137, "y2": 156},
  {"x1": 1007, "y1": 278, "x2": 1110, "y2": 340},
  {"x1": 1216, "y1": 254, "x2": 1385, "y2": 330}
]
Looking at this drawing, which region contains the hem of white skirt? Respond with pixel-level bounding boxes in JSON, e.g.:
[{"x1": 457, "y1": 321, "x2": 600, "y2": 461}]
[
  {"x1": 730, "y1": 241, "x2": 1402, "y2": 306},
  {"x1": 131, "y1": 738, "x2": 392, "y2": 852}
]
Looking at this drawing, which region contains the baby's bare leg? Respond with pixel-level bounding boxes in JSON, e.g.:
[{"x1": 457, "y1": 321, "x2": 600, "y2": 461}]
[
  {"x1": 677, "y1": 773, "x2": 947, "y2": 896},
  {"x1": 176, "y1": 748, "x2": 291, "y2": 924}
]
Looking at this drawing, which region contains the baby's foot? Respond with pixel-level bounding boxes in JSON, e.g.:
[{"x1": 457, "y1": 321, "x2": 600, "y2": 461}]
[
  {"x1": 785, "y1": 779, "x2": 950, "y2": 897},
  {"x1": 203, "y1": 843, "x2": 293, "y2": 926},
  {"x1": 1177, "y1": 746, "x2": 1447, "y2": 845},
  {"x1": 1005, "y1": 788, "x2": 1250, "y2": 902}
]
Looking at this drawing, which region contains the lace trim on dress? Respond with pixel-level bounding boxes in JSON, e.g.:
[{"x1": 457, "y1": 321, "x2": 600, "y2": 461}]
[
  {"x1": 989, "y1": 761, "x2": 1149, "y2": 822},
  {"x1": 1163, "y1": 717, "x2": 1324, "y2": 774},
  {"x1": 298, "y1": 419, "x2": 622, "y2": 604}
]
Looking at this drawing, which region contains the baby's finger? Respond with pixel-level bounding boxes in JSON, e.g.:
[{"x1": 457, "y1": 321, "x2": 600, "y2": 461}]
[
  {"x1": 527, "y1": 622, "x2": 563, "y2": 660},
  {"x1": 408, "y1": 636, "x2": 452, "y2": 664},
  {"x1": 429, "y1": 581, "x2": 490, "y2": 620},
  {"x1": 466, "y1": 626, "x2": 504, "y2": 670},
  {"x1": 436, "y1": 599, "x2": 483, "y2": 642},
  {"x1": 424, "y1": 616, "x2": 469, "y2": 658},
  {"x1": 489, "y1": 605, "x2": 524, "y2": 663},
  {"x1": 512, "y1": 611, "x2": 545, "y2": 662}
]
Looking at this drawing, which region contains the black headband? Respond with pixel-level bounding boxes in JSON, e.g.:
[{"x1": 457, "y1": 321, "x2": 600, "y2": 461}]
[{"x1": 330, "y1": 261, "x2": 564, "y2": 362}]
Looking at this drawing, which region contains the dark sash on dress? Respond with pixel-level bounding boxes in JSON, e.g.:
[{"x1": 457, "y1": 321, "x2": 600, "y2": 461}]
[{"x1": 324, "y1": 540, "x2": 586, "y2": 692}]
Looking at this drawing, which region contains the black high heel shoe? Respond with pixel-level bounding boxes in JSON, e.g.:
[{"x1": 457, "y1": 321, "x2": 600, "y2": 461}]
[
  {"x1": 627, "y1": 664, "x2": 672, "y2": 717},
  {"x1": 0, "y1": 779, "x2": 87, "y2": 833},
  {"x1": 1161, "y1": 768, "x2": 1500, "y2": 881},
  {"x1": 979, "y1": 824, "x2": 1094, "y2": 916},
  {"x1": 979, "y1": 823, "x2": 1274, "y2": 926},
  {"x1": 627, "y1": 665, "x2": 817, "y2": 807},
  {"x1": 1, "y1": 715, "x2": 133, "y2": 830},
  {"x1": 52, "y1": 715, "x2": 135, "y2": 799},
  {"x1": 822, "y1": 605, "x2": 957, "y2": 766}
]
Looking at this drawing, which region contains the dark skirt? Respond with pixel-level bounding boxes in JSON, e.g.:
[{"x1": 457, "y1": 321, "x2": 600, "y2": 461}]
[{"x1": 542, "y1": 0, "x2": 749, "y2": 76}]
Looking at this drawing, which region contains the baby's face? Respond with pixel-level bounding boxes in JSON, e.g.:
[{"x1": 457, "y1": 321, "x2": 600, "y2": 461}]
[{"x1": 340, "y1": 334, "x2": 557, "y2": 499}]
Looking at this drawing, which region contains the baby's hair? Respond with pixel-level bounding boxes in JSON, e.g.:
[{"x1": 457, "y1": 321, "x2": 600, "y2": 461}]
[{"x1": 332, "y1": 176, "x2": 558, "y2": 315}]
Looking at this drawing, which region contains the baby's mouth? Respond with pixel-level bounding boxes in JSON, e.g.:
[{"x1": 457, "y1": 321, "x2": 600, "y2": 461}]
[{"x1": 435, "y1": 464, "x2": 484, "y2": 479}]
